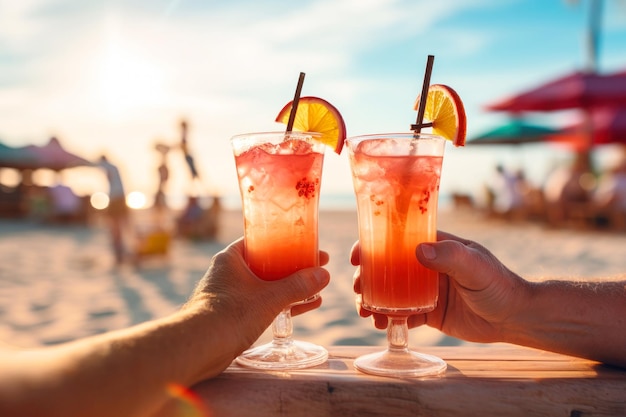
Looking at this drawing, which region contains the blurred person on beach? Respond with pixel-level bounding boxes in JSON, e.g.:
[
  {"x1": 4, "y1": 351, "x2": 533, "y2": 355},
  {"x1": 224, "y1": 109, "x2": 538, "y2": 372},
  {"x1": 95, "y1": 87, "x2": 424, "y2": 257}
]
[
  {"x1": 153, "y1": 142, "x2": 171, "y2": 212},
  {"x1": 176, "y1": 118, "x2": 222, "y2": 240},
  {"x1": 179, "y1": 119, "x2": 201, "y2": 185},
  {"x1": 590, "y1": 153, "x2": 626, "y2": 229},
  {"x1": 175, "y1": 195, "x2": 222, "y2": 240},
  {"x1": 47, "y1": 180, "x2": 83, "y2": 224},
  {"x1": 176, "y1": 195, "x2": 203, "y2": 237},
  {"x1": 97, "y1": 154, "x2": 129, "y2": 265},
  {"x1": 351, "y1": 232, "x2": 626, "y2": 369},
  {"x1": 0, "y1": 239, "x2": 330, "y2": 417},
  {"x1": 486, "y1": 164, "x2": 525, "y2": 219},
  {"x1": 543, "y1": 152, "x2": 595, "y2": 227}
]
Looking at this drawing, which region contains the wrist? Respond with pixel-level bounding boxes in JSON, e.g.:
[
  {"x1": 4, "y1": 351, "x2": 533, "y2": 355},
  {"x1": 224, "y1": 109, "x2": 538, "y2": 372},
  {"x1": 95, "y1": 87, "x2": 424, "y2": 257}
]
[
  {"x1": 174, "y1": 303, "x2": 241, "y2": 382},
  {"x1": 496, "y1": 277, "x2": 539, "y2": 345},
  {"x1": 501, "y1": 280, "x2": 594, "y2": 355}
]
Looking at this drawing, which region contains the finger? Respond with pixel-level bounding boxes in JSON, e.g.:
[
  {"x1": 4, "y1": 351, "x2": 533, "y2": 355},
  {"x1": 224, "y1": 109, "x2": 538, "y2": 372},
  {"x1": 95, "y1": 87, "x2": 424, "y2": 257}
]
[
  {"x1": 353, "y1": 275, "x2": 361, "y2": 293},
  {"x1": 228, "y1": 238, "x2": 330, "y2": 300},
  {"x1": 270, "y1": 267, "x2": 331, "y2": 307},
  {"x1": 372, "y1": 314, "x2": 388, "y2": 330},
  {"x1": 355, "y1": 294, "x2": 371, "y2": 318},
  {"x1": 436, "y1": 230, "x2": 474, "y2": 245},
  {"x1": 291, "y1": 297, "x2": 322, "y2": 316},
  {"x1": 226, "y1": 236, "x2": 245, "y2": 254},
  {"x1": 319, "y1": 250, "x2": 330, "y2": 267},
  {"x1": 355, "y1": 297, "x2": 387, "y2": 330},
  {"x1": 407, "y1": 313, "x2": 427, "y2": 328},
  {"x1": 350, "y1": 241, "x2": 360, "y2": 265},
  {"x1": 416, "y1": 238, "x2": 502, "y2": 292}
]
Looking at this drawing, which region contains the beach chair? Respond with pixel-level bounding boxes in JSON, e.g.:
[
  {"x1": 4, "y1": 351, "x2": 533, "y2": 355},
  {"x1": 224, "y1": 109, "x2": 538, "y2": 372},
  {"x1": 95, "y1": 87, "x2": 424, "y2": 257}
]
[{"x1": 135, "y1": 229, "x2": 171, "y2": 258}]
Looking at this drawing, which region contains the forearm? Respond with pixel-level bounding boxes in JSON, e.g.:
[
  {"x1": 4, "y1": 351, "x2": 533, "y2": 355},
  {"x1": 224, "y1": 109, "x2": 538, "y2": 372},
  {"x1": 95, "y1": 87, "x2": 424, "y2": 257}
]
[
  {"x1": 0, "y1": 305, "x2": 235, "y2": 417},
  {"x1": 505, "y1": 279, "x2": 626, "y2": 368}
]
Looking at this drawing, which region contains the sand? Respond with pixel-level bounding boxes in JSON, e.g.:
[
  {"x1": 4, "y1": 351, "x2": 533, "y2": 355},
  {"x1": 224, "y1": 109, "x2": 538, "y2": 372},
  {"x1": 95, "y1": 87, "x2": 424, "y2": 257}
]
[{"x1": 1, "y1": 208, "x2": 625, "y2": 350}]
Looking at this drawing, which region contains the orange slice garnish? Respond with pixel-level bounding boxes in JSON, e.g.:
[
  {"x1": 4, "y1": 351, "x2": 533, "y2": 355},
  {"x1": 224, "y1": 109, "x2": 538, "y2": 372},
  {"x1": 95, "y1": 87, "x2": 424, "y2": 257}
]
[
  {"x1": 414, "y1": 84, "x2": 467, "y2": 147},
  {"x1": 276, "y1": 96, "x2": 347, "y2": 154}
]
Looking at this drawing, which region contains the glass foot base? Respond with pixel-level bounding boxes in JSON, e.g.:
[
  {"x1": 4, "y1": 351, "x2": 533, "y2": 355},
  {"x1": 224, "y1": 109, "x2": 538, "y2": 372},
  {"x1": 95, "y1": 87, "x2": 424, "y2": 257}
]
[
  {"x1": 354, "y1": 348, "x2": 447, "y2": 377},
  {"x1": 236, "y1": 340, "x2": 328, "y2": 370}
]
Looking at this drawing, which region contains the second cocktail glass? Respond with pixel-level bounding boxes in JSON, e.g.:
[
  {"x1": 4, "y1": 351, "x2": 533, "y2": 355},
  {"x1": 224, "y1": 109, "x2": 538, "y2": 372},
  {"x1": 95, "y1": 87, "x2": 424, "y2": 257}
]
[
  {"x1": 347, "y1": 132, "x2": 447, "y2": 377},
  {"x1": 231, "y1": 131, "x2": 328, "y2": 370}
]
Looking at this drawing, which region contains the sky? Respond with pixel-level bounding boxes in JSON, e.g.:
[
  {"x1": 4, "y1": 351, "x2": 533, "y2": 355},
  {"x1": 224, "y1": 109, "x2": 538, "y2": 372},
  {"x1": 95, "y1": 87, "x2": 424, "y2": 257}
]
[{"x1": 2, "y1": 0, "x2": 626, "y2": 209}]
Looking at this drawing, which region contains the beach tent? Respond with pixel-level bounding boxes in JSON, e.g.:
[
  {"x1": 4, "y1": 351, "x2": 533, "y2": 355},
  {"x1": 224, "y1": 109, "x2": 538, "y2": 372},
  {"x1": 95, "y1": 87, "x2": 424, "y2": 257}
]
[
  {"x1": 0, "y1": 141, "x2": 39, "y2": 170},
  {"x1": 0, "y1": 137, "x2": 92, "y2": 171},
  {"x1": 25, "y1": 136, "x2": 93, "y2": 171}
]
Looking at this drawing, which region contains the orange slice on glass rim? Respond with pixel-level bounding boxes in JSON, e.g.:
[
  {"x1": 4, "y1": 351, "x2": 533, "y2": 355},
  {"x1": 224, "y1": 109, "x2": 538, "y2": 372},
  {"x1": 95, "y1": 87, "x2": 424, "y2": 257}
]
[
  {"x1": 414, "y1": 84, "x2": 467, "y2": 147},
  {"x1": 276, "y1": 96, "x2": 347, "y2": 154}
]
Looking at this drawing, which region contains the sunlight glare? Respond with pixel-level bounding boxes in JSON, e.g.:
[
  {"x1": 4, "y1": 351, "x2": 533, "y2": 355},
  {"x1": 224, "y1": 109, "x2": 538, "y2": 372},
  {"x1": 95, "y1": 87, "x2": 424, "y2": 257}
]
[
  {"x1": 126, "y1": 191, "x2": 147, "y2": 209},
  {"x1": 91, "y1": 192, "x2": 110, "y2": 210},
  {"x1": 96, "y1": 20, "x2": 165, "y2": 120},
  {"x1": 0, "y1": 169, "x2": 20, "y2": 187}
]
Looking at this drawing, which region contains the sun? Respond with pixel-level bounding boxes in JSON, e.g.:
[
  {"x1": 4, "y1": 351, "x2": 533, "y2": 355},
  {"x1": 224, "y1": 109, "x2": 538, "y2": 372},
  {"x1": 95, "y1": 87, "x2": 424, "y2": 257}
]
[{"x1": 95, "y1": 25, "x2": 165, "y2": 120}]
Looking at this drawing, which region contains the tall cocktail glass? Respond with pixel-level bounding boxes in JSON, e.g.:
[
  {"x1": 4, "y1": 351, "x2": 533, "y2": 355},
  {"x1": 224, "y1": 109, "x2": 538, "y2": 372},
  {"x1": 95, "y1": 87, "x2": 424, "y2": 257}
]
[
  {"x1": 347, "y1": 132, "x2": 447, "y2": 377},
  {"x1": 231, "y1": 131, "x2": 328, "y2": 370}
]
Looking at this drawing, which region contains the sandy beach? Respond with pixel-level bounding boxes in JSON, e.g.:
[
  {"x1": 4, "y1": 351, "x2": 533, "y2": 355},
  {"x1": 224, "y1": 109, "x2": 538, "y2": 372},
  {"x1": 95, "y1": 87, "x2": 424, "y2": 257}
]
[{"x1": 1, "y1": 208, "x2": 625, "y2": 351}]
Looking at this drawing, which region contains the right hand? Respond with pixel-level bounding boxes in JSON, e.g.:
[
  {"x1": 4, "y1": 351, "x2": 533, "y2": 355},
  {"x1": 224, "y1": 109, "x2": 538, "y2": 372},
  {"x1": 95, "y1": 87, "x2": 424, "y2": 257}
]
[{"x1": 352, "y1": 231, "x2": 531, "y2": 344}]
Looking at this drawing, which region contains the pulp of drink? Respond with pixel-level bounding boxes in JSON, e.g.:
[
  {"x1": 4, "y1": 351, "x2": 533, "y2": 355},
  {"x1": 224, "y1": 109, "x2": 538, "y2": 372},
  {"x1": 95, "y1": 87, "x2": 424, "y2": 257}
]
[
  {"x1": 232, "y1": 133, "x2": 325, "y2": 281},
  {"x1": 348, "y1": 135, "x2": 444, "y2": 313}
]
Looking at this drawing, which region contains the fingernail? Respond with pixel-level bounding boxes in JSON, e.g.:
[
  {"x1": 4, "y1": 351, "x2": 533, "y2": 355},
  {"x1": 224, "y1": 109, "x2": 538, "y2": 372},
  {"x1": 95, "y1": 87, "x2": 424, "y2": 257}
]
[
  {"x1": 313, "y1": 269, "x2": 328, "y2": 285},
  {"x1": 421, "y1": 243, "x2": 437, "y2": 260}
]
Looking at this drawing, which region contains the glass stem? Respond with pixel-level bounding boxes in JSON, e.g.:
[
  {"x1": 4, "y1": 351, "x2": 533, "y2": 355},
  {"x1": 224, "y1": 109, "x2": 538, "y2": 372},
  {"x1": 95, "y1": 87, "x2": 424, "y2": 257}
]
[
  {"x1": 387, "y1": 316, "x2": 409, "y2": 352},
  {"x1": 272, "y1": 307, "x2": 293, "y2": 346}
]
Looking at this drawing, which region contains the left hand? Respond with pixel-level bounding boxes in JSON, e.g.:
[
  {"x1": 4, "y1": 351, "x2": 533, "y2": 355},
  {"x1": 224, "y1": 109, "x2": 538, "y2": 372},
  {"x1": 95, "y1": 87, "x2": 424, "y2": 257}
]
[{"x1": 185, "y1": 238, "x2": 331, "y2": 354}]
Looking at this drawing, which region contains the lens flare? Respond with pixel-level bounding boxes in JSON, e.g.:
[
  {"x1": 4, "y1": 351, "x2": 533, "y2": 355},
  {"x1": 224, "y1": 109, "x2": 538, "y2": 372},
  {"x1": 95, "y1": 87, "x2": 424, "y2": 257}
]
[
  {"x1": 90, "y1": 192, "x2": 110, "y2": 210},
  {"x1": 166, "y1": 383, "x2": 210, "y2": 417}
]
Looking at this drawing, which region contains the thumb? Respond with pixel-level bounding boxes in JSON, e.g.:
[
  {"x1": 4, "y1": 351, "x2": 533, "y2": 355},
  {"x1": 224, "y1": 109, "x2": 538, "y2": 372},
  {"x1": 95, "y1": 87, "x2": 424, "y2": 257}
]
[
  {"x1": 416, "y1": 239, "x2": 502, "y2": 292},
  {"x1": 268, "y1": 267, "x2": 330, "y2": 307}
]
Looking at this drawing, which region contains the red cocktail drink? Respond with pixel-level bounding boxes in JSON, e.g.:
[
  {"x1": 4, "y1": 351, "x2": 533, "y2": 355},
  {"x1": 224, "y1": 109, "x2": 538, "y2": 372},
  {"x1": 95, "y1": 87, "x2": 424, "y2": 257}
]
[
  {"x1": 348, "y1": 133, "x2": 447, "y2": 377},
  {"x1": 231, "y1": 131, "x2": 328, "y2": 370},
  {"x1": 234, "y1": 134, "x2": 324, "y2": 281},
  {"x1": 351, "y1": 145, "x2": 442, "y2": 312}
]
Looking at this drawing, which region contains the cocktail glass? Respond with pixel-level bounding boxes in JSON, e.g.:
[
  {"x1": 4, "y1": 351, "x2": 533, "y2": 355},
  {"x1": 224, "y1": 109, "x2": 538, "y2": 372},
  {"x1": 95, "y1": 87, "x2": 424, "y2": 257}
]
[
  {"x1": 231, "y1": 131, "x2": 328, "y2": 370},
  {"x1": 347, "y1": 132, "x2": 447, "y2": 377}
]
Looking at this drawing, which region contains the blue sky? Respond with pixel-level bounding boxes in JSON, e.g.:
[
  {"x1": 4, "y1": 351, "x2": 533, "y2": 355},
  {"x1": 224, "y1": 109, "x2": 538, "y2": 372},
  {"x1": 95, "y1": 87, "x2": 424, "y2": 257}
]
[{"x1": 1, "y1": 0, "x2": 626, "y2": 208}]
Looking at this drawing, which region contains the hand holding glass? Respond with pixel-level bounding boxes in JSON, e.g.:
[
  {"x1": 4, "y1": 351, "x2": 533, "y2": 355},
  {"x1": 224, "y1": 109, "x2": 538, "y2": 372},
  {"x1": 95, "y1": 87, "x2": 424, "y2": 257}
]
[
  {"x1": 347, "y1": 133, "x2": 447, "y2": 377},
  {"x1": 231, "y1": 131, "x2": 328, "y2": 370}
]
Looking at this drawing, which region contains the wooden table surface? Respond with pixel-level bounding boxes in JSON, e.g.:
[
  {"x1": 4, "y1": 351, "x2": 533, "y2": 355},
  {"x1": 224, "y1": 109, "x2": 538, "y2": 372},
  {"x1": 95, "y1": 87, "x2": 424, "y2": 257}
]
[{"x1": 192, "y1": 344, "x2": 626, "y2": 417}]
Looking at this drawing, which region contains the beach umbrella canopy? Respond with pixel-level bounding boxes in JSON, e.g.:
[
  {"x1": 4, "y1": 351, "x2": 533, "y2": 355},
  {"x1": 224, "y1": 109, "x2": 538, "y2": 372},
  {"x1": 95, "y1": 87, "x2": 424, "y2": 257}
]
[
  {"x1": 25, "y1": 137, "x2": 93, "y2": 171},
  {"x1": 549, "y1": 107, "x2": 626, "y2": 150},
  {"x1": 0, "y1": 137, "x2": 92, "y2": 171},
  {"x1": 467, "y1": 119, "x2": 563, "y2": 146},
  {"x1": 0, "y1": 141, "x2": 40, "y2": 170},
  {"x1": 485, "y1": 69, "x2": 626, "y2": 112}
]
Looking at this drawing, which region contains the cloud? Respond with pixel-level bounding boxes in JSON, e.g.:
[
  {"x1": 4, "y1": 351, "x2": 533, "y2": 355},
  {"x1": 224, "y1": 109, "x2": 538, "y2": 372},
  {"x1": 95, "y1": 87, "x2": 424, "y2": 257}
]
[{"x1": 7, "y1": 0, "x2": 624, "y2": 201}]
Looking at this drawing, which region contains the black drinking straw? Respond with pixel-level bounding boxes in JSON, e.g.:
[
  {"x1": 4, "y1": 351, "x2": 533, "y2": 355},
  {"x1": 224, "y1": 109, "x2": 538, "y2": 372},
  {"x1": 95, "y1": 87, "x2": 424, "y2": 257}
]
[
  {"x1": 286, "y1": 72, "x2": 306, "y2": 133},
  {"x1": 412, "y1": 55, "x2": 435, "y2": 133}
]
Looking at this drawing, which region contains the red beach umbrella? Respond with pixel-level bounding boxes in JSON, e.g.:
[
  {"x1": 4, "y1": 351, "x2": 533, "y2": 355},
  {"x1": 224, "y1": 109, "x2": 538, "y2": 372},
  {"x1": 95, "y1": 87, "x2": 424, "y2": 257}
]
[
  {"x1": 485, "y1": 69, "x2": 626, "y2": 112},
  {"x1": 548, "y1": 107, "x2": 626, "y2": 150}
]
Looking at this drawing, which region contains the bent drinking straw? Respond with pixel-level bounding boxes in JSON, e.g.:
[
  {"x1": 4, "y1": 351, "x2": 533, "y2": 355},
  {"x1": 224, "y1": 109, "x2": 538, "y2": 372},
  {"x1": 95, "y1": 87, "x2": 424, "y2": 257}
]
[
  {"x1": 286, "y1": 72, "x2": 306, "y2": 133},
  {"x1": 412, "y1": 55, "x2": 435, "y2": 133}
]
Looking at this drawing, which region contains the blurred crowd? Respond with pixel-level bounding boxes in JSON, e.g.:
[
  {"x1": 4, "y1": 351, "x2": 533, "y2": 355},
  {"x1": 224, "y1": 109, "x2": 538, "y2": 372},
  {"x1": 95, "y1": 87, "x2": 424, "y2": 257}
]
[
  {"x1": 480, "y1": 148, "x2": 626, "y2": 231},
  {"x1": 0, "y1": 119, "x2": 222, "y2": 266}
]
